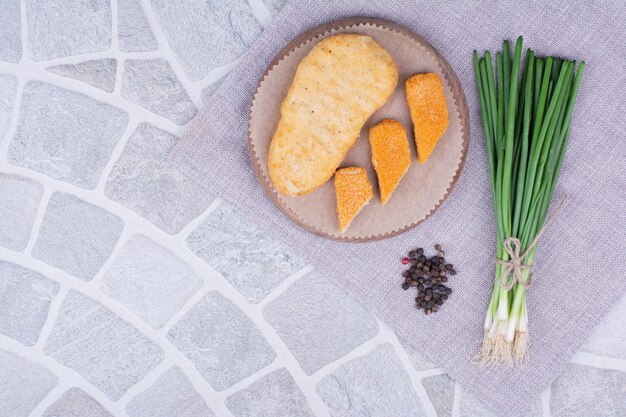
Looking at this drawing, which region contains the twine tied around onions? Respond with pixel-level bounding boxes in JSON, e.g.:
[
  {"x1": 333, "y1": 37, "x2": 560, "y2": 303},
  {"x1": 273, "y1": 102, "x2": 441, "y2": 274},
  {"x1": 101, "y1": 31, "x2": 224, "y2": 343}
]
[{"x1": 496, "y1": 195, "x2": 568, "y2": 291}]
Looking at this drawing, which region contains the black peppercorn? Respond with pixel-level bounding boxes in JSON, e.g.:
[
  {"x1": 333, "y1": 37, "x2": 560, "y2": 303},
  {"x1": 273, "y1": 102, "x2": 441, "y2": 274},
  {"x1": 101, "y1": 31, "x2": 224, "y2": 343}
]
[{"x1": 401, "y1": 244, "x2": 455, "y2": 314}]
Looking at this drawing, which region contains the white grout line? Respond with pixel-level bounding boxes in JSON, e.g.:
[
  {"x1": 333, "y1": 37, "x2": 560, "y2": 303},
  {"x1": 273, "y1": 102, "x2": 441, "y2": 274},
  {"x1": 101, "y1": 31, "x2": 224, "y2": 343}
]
[
  {"x1": 0, "y1": 163, "x2": 201, "y2": 252},
  {"x1": 452, "y1": 382, "x2": 461, "y2": 417},
  {"x1": 0, "y1": 75, "x2": 24, "y2": 162},
  {"x1": 416, "y1": 368, "x2": 448, "y2": 378},
  {"x1": 137, "y1": 0, "x2": 245, "y2": 95},
  {"x1": 22, "y1": 181, "x2": 52, "y2": 256},
  {"x1": 89, "y1": 228, "x2": 132, "y2": 290},
  {"x1": 19, "y1": 0, "x2": 29, "y2": 65},
  {"x1": 138, "y1": 0, "x2": 203, "y2": 108},
  {"x1": 113, "y1": 54, "x2": 125, "y2": 96},
  {"x1": 0, "y1": 336, "x2": 129, "y2": 417},
  {"x1": 110, "y1": 0, "x2": 119, "y2": 54},
  {"x1": 29, "y1": 50, "x2": 164, "y2": 67},
  {"x1": 32, "y1": 285, "x2": 68, "y2": 352},
  {"x1": 541, "y1": 387, "x2": 552, "y2": 417},
  {"x1": 381, "y1": 322, "x2": 439, "y2": 417},
  {"x1": 156, "y1": 282, "x2": 213, "y2": 338},
  {"x1": 210, "y1": 265, "x2": 329, "y2": 417},
  {"x1": 255, "y1": 264, "x2": 315, "y2": 308},
  {"x1": 113, "y1": 352, "x2": 237, "y2": 417},
  {"x1": 144, "y1": 241, "x2": 330, "y2": 415},
  {"x1": 111, "y1": 2, "x2": 125, "y2": 102},
  {"x1": 0, "y1": 59, "x2": 186, "y2": 137},
  {"x1": 4, "y1": 256, "x2": 234, "y2": 417},
  {"x1": 191, "y1": 57, "x2": 243, "y2": 92},
  {"x1": 28, "y1": 382, "x2": 79, "y2": 417},
  {"x1": 303, "y1": 334, "x2": 390, "y2": 417},
  {"x1": 93, "y1": 115, "x2": 140, "y2": 195},
  {"x1": 174, "y1": 198, "x2": 223, "y2": 241},
  {"x1": 249, "y1": 0, "x2": 273, "y2": 28},
  {"x1": 569, "y1": 351, "x2": 626, "y2": 371}
]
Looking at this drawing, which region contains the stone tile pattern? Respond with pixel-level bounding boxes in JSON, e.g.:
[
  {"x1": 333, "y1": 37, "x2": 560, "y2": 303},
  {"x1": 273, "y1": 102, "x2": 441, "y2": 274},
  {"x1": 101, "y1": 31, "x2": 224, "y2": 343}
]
[
  {"x1": 167, "y1": 291, "x2": 276, "y2": 391},
  {"x1": 458, "y1": 386, "x2": 543, "y2": 417},
  {"x1": 0, "y1": 349, "x2": 57, "y2": 417},
  {"x1": 0, "y1": 174, "x2": 42, "y2": 251},
  {"x1": 118, "y1": 0, "x2": 158, "y2": 52},
  {"x1": 44, "y1": 290, "x2": 164, "y2": 400},
  {"x1": 550, "y1": 363, "x2": 626, "y2": 417},
  {"x1": 0, "y1": 1, "x2": 623, "y2": 417},
  {"x1": 0, "y1": 74, "x2": 17, "y2": 138},
  {"x1": 317, "y1": 344, "x2": 425, "y2": 417},
  {"x1": 0, "y1": 261, "x2": 59, "y2": 346},
  {"x1": 26, "y1": 0, "x2": 111, "y2": 61},
  {"x1": 33, "y1": 193, "x2": 124, "y2": 280},
  {"x1": 580, "y1": 293, "x2": 626, "y2": 359},
  {"x1": 121, "y1": 59, "x2": 196, "y2": 125},
  {"x1": 9, "y1": 81, "x2": 129, "y2": 189},
  {"x1": 422, "y1": 374, "x2": 454, "y2": 417},
  {"x1": 126, "y1": 367, "x2": 214, "y2": 417},
  {"x1": 105, "y1": 123, "x2": 214, "y2": 234},
  {"x1": 263, "y1": 270, "x2": 379, "y2": 374},
  {"x1": 42, "y1": 388, "x2": 113, "y2": 417},
  {"x1": 101, "y1": 234, "x2": 202, "y2": 329},
  {"x1": 201, "y1": 78, "x2": 224, "y2": 104},
  {"x1": 397, "y1": 336, "x2": 437, "y2": 371},
  {"x1": 264, "y1": 0, "x2": 289, "y2": 17},
  {"x1": 187, "y1": 203, "x2": 305, "y2": 303},
  {"x1": 0, "y1": 0, "x2": 21, "y2": 62},
  {"x1": 150, "y1": 0, "x2": 263, "y2": 80},
  {"x1": 47, "y1": 59, "x2": 117, "y2": 93},
  {"x1": 226, "y1": 368, "x2": 315, "y2": 417}
]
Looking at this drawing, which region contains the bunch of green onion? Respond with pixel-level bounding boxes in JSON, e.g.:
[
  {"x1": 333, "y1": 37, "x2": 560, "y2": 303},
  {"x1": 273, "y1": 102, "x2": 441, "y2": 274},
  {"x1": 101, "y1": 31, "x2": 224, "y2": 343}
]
[{"x1": 473, "y1": 37, "x2": 584, "y2": 363}]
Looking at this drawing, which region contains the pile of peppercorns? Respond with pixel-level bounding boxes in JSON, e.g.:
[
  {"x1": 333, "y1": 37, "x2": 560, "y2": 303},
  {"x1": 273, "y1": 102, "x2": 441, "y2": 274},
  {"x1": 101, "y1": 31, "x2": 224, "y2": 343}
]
[{"x1": 401, "y1": 244, "x2": 456, "y2": 314}]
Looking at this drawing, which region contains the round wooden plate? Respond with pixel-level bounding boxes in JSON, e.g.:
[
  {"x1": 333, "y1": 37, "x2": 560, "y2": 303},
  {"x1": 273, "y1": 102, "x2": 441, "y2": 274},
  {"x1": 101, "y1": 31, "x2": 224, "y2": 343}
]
[{"x1": 249, "y1": 18, "x2": 469, "y2": 242}]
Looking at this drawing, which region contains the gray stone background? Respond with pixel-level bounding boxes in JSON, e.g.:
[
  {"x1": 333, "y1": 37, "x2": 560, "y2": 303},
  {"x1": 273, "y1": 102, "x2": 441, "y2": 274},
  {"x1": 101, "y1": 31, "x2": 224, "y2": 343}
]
[{"x1": 0, "y1": 1, "x2": 624, "y2": 416}]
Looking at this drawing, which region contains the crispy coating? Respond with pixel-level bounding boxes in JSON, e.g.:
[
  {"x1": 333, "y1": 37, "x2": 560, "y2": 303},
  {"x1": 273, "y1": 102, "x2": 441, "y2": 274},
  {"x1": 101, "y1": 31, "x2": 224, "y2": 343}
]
[
  {"x1": 369, "y1": 119, "x2": 411, "y2": 204},
  {"x1": 334, "y1": 167, "x2": 373, "y2": 232},
  {"x1": 268, "y1": 34, "x2": 398, "y2": 196},
  {"x1": 405, "y1": 73, "x2": 449, "y2": 163}
]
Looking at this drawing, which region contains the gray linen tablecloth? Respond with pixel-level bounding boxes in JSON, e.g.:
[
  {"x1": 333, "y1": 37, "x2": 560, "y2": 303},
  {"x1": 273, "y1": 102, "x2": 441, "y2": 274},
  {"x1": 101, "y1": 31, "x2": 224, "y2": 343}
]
[{"x1": 171, "y1": 1, "x2": 626, "y2": 415}]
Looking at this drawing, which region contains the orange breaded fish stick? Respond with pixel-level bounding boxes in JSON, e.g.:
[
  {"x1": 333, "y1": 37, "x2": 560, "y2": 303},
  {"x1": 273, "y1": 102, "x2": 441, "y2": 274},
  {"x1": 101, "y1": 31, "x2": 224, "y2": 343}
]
[
  {"x1": 369, "y1": 119, "x2": 411, "y2": 204},
  {"x1": 334, "y1": 167, "x2": 373, "y2": 232},
  {"x1": 405, "y1": 73, "x2": 449, "y2": 163}
]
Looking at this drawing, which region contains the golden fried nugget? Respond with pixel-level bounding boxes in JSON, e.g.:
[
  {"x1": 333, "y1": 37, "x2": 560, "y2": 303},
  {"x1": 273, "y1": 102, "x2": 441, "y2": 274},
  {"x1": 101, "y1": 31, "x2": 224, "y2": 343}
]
[
  {"x1": 269, "y1": 34, "x2": 398, "y2": 196},
  {"x1": 334, "y1": 167, "x2": 373, "y2": 232},
  {"x1": 369, "y1": 119, "x2": 411, "y2": 204},
  {"x1": 405, "y1": 73, "x2": 449, "y2": 163}
]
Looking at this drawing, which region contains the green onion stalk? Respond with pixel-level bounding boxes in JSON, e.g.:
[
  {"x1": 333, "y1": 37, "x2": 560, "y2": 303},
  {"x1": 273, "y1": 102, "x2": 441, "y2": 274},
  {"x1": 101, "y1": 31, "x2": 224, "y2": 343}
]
[{"x1": 473, "y1": 37, "x2": 584, "y2": 364}]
